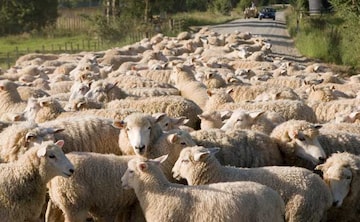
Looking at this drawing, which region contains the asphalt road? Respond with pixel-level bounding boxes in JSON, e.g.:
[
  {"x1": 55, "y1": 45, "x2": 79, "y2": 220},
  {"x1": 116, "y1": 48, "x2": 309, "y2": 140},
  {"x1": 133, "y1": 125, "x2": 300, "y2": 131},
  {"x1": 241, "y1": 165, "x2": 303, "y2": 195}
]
[{"x1": 209, "y1": 11, "x2": 310, "y2": 64}]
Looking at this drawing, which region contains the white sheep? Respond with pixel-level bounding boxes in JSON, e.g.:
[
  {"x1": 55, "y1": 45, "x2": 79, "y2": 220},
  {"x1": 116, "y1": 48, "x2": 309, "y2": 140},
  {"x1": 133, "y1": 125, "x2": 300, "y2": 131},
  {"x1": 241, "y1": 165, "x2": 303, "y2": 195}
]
[
  {"x1": 105, "y1": 96, "x2": 202, "y2": 129},
  {"x1": 197, "y1": 110, "x2": 224, "y2": 130},
  {"x1": 0, "y1": 140, "x2": 74, "y2": 222},
  {"x1": 190, "y1": 128, "x2": 283, "y2": 167},
  {"x1": 112, "y1": 112, "x2": 164, "y2": 156},
  {"x1": 84, "y1": 80, "x2": 127, "y2": 103},
  {"x1": 152, "y1": 112, "x2": 190, "y2": 132},
  {"x1": 270, "y1": 120, "x2": 326, "y2": 169},
  {"x1": 221, "y1": 109, "x2": 281, "y2": 134},
  {"x1": 0, "y1": 80, "x2": 27, "y2": 117},
  {"x1": 172, "y1": 146, "x2": 333, "y2": 222},
  {"x1": 315, "y1": 152, "x2": 360, "y2": 222},
  {"x1": 121, "y1": 155, "x2": 285, "y2": 222},
  {"x1": 47, "y1": 152, "x2": 142, "y2": 222}
]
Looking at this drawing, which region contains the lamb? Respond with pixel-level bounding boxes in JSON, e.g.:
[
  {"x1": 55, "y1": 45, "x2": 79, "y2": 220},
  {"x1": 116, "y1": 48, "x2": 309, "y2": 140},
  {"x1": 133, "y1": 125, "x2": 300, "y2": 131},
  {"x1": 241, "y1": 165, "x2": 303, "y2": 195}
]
[
  {"x1": 190, "y1": 128, "x2": 283, "y2": 167},
  {"x1": 270, "y1": 120, "x2": 326, "y2": 169},
  {"x1": 112, "y1": 112, "x2": 164, "y2": 156},
  {"x1": 197, "y1": 110, "x2": 224, "y2": 130},
  {"x1": 47, "y1": 152, "x2": 142, "y2": 222},
  {"x1": 315, "y1": 152, "x2": 360, "y2": 222},
  {"x1": 121, "y1": 155, "x2": 285, "y2": 222},
  {"x1": 105, "y1": 96, "x2": 202, "y2": 129},
  {"x1": 221, "y1": 109, "x2": 281, "y2": 134},
  {"x1": 0, "y1": 140, "x2": 74, "y2": 222},
  {"x1": 172, "y1": 146, "x2": 333, "y2": 222}
]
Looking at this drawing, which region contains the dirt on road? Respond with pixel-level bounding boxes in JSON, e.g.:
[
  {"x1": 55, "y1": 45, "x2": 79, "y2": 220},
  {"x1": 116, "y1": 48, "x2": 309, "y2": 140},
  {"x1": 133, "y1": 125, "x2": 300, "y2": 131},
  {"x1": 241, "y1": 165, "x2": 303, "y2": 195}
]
[{"x1": 209, "y1": 11, "x2": 311, "y2": 64}]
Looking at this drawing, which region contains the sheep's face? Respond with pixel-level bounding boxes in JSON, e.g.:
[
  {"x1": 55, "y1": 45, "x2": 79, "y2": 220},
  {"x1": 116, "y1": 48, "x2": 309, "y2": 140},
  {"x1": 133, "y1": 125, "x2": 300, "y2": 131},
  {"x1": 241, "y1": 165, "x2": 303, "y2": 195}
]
[
  {"x1": 288, "y1": 129, "x2": 326, "y2": 165},
  {"x1": 85, "y1": 84, "x2": 107, "y2": 103},
  {"x1": 167, "y1": 131, "x2": 196, "y2": 154},
  {"x1": 122, "y1": 158, "x2": 139, "y2": 189},
  {"x1": 38, "y1": 140, "x2": 74, "y2": 178},
  {"x1": 221, "y1": 109, "x2": 262, "y2": 131},
  {"x1": 316, "y1": 163, "x2": 352, "y2": 208},
  {"x1": 172, "y1": 148, "x2": 195, "y2": 181}
]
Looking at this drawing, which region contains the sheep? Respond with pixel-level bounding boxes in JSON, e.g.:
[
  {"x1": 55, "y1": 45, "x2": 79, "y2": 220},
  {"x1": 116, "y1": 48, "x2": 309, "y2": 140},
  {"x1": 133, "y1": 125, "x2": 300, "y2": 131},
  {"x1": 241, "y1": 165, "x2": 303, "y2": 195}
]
[
  {"x1": 197, "y1": 110, "x2": 224, "y2": 130},
  {"x1": 22, "y1": 96, "x2": 66, "y2": 123},
  {"x1": 220, "y1": 109, "x2": 281, "y2": 134},
  {"x1": 190, "y1": 128, "x2": 283, "y2": 167},
  {"x1": 208, "y1": 92, "x2": 317, "y2": 122},
  {"x1": 270, "y1": 120, "x2": 326, "y2": 169},
  {"x1": 64, "y1": 96, "x2": 103, "y2": 111},
  {"x1": 0, "y1": 140, "x2": 74, "y2": 222},
  {"x1": 112, "y1": 112, "x2": 164, "y2": 156},
  {"x1": 152, "y1": 112, "x2": 190, "y2": 132},
  {"x1": 315, "y1": 152, "x2": 360, "y2": 222},
  {"x1": 317, "y1": 128, "x2": 360, "y2": 156},
  {"x1": 121, "y1": 155, "x2": 285, "y2": 222},
  {"x1": 47, "y1": 152, "x2": 142, "y2": 222},
  {"x1": 123, "y1": 87, "x2": 180, "y2": 97},
  {"x1": 105, "y1": 96, "x2": 202, "y2": 129},
  {"x1": 172, "y1": 146, "x2": 333, "y2": 222},
  {"x1": 0, "y1": 80, "x2": 27, "y2": 117},
  {"x1": 84, "y1": 80, "x2": 127, "y2": 103},
  {"x1": 0, "y1": 121, "x2": 60, "y2": 162},
  {"x1": 39, "y1": 116, "x2": 122, "y2": 155},
  {"x1": 309, "y1": 99, "x2": 360, "y2": 123}
]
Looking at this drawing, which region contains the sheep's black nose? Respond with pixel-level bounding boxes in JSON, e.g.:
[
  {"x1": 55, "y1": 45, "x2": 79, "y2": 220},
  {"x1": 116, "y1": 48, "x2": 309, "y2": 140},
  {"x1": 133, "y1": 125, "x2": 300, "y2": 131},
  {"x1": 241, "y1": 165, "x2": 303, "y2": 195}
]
[
  {"x1": 136, "y1": 145, "x2": 146, "y2": 152},
  {"x1": 318, "y1": 157, "x2": 326, "y2": 164},
  {"x1": 69, "y1": 169, "x2": 75, "y2": 174},
  {"x1": 333, "y1": 201, "x2": 339, "y2": 207}
]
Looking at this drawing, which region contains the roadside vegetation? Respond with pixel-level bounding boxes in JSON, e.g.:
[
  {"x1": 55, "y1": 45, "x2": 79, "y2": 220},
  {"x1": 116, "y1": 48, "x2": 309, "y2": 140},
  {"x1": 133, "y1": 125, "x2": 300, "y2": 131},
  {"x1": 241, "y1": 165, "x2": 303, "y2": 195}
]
[{"x1": 286, "y1": 0, "x2": 360, "y2": 70}]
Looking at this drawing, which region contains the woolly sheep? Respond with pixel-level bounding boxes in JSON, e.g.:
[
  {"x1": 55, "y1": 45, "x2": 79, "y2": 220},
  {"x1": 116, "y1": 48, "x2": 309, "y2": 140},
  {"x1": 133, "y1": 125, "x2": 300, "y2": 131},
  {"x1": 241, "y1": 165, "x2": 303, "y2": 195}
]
[
  {"x1": 39, "y1": 116, "x2": 121, "y2": 155},
  {"x1": 112, "y1": 112, "x2": 164, "y2": 156},
  {"x1": 270, "y1": 120, "x2": 326, "y2": 169},
  {"x1": 123, "y1": 87, "x2": 180, "y2": 97},
  {"x1": 105, "y1": 96, "x2": 202, "y2": 129},
  {"x1": 22, "y1": 96, "x2": 66, "y2": 123},
  {"x1": 221, "y1": 109, "x2": 280, "y2": 134},
  {"x1": 84, "y1": 80, "x2": 127, "y2": 103},
  {"x1": 173, "y1": 146, "x2": 332, "y2": 222},
  {"x1": 0, "y1": 140, "x2": 74, "y2": 222},
  {"x1": 47, "y1": 152, "x2": 142, "y2": 222},
  {"x1": 317, "y1": 128, "x2": 360, "y2": 156},
  {"x1": 309, "y1": 99, "x2": 360, "y2": 123},
  {"x1": 121, "y1": 155, "x2": 285, "y2": 222},
  {"x1": 0, "y1": 80, "x2": 27, "y2": 117},
  {"x1": 315, "y1": 152, "x2": 360, "y2": 222},
  {"x1": 197, "y1": 110, "x2": 224, "y2": 130},
  {"x1": 190, "y1": 128, "x2": 283, "y2": 167}
]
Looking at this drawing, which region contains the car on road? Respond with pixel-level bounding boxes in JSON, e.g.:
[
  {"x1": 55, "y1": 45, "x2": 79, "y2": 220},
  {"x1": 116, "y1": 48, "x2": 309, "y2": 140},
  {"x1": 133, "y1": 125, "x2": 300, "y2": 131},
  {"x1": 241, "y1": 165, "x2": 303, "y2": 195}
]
[{"x1": 259, "y1": 7, "x2": 276, "y2": 20}]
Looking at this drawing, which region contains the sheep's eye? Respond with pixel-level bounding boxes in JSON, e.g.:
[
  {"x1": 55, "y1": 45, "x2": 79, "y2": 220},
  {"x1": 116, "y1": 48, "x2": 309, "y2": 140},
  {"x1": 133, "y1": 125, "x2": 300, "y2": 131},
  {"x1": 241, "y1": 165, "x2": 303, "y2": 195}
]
[
  {"x1": 180, "y1": 142, "x2": 186, "y2": 146},
  {"x1": 49, "y1": 154, "x2": 55, "y2": 159},
  {"x1": 181, "y1": 159, "x2": 189, "y2": 163},
  {"x1": 126, "y1": 128, "x2": 130, "y2": 131},
  {"x1": 165, "y1": 123, "x2": 169, "y2": 126},
  {"x1": 297, "y1": 136, "x2": 306, "y2": 141},
  {"x1": 345, "y1": 175, "x2": 352, "y2": 180},
  {"x1": 237, "y1": 118, "x2": 243, "y2": 122},
  {"x1": 129, "y1": 170, "x2": 134, "y2": 174},
  {"x1": 148, "y1": 126, "x2": 151, "y2": 130}
]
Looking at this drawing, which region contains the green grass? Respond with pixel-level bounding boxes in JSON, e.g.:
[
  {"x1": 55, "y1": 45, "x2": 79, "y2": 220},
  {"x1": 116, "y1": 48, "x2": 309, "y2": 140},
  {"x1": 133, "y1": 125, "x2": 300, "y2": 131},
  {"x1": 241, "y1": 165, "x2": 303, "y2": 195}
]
[{"x1": 0, "y1": 9, "x2": 241, "y2": 69}]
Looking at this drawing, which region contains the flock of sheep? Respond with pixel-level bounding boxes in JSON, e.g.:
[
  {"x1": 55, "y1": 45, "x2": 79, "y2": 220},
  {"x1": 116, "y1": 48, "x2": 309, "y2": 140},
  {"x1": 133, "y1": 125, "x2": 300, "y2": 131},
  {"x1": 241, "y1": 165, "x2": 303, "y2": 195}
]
[{"x1": 0, "y1": 25, "x2": 359, "y2": 222}]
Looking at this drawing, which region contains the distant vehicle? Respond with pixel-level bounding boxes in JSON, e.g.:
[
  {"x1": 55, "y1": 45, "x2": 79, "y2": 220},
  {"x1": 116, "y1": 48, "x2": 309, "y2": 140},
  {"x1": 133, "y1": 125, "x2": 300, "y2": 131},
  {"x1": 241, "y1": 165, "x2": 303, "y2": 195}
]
[{"x1": 259, "y1": 7, "x2": 276, "y2": 20}]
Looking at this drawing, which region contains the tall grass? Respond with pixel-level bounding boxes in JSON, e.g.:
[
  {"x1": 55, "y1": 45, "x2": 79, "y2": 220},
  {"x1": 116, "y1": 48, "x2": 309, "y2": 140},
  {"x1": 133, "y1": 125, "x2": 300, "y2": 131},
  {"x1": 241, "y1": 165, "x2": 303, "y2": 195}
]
[{"x1": 286, "y1": 7, "x2": 359, "y2": 69}]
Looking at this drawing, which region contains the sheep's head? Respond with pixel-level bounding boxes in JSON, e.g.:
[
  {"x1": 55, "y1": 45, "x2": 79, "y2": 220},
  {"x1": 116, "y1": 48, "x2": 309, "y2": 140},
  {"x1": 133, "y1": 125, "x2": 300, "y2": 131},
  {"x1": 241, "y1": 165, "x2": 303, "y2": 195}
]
[
  {"x1": 221, "y1": 109, "x2": 264, "y2": 131},
  {"x1": 113, "y1": 113, "x2": 163, "y2": 156},
  {"x1": 121, "y1": 155, "x2": 167, "y2": 190},
  {"x1": 172, "y1": 146, "x2": 219, "y2": 185},
  {"x1": 37, "y1": 140, "x2": 74, "y2": 179},
  {"x1": 275, "y1": 120, "x2": 325, "y2": 165},
  {"x1": 315, "y1": 152, "x2": 360, "y2": 208}
]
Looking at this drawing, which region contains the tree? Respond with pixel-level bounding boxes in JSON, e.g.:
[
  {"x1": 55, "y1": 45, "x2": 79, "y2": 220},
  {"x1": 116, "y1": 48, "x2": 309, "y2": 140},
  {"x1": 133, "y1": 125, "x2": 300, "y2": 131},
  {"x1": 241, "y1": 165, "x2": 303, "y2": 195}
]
[{"x1": 0, "y1": 0, "x2": 58, "y2": 35}]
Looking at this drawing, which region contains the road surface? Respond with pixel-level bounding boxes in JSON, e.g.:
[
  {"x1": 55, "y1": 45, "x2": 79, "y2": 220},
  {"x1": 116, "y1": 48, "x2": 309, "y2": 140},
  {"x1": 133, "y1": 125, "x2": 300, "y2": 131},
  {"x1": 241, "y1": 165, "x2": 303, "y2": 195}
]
[{"x1": 209, "y1": 11, "x2": 310, "y2": 64}]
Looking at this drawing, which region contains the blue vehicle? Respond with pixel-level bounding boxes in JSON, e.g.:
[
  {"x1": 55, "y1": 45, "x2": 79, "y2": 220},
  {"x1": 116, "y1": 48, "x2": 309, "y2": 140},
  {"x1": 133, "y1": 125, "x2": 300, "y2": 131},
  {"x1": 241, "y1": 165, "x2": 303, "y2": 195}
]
[{"x1": 259, "y1": 7, "x2": 276, "y2": 20}]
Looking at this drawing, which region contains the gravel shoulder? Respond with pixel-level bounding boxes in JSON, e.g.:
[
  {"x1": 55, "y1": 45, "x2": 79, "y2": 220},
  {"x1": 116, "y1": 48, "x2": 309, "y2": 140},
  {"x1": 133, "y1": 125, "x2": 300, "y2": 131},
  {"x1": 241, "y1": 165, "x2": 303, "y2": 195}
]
[{"x1": 208, "y1": 11, "x2": 311, "y2": 64}]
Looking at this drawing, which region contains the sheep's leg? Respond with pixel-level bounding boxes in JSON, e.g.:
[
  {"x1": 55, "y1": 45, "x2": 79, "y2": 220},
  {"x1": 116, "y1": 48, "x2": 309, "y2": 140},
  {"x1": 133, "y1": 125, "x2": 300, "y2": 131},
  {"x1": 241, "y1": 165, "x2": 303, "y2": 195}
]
[
  {"x1": 63, "y1": 210, "x2": 88, "y2": 222},
  {"x1": 45, "y1": 200, "x2": 65, "y2": 222}
]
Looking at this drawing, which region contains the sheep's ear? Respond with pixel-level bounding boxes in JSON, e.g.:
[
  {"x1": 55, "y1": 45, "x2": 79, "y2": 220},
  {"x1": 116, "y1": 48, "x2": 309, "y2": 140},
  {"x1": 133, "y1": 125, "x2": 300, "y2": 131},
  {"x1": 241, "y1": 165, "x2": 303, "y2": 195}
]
[
  {"x1": 105, "y1": 82, "x2": 117, "y2": 92},
  {"x1": 76, "y1": 101, "x2": 86, "y2": 109},
  {"x1": 55, "y1": 140, "x2": 64, "y2": 149},
  {"x1": 137, "y1": 162, "x2": 148, "y2": 172},
  {"x1": 174, "y1": 117, "x2": 189, "y2": 126},
  {"x1": 50, "y1": 127, "x2": 65, "y2": 134},
  {"x1": 112, "y1": 120, "x2": 126, "y2": 129},
  {"x1": 153, "y1": 113, "x2": 167, "y2": 122},
  {"x1": 168, "y1": 133, "x2": 179, "y2": 144},
  {"x1": 249, "y1": 110, "x2": 264, "y2": 120},
  {"x1": 193, "y1": 148, "x2": 218, "y2": 161},
  {"x1": 39, "y1": 99, "x2": 51, "y2": 107},
  {"x1": 37, "y1": 146, "x2": 47, "y2": 157},
  {"x1": 151, "y1": 155, "x2": 168, "y2": 164},
  {"x1": 206, "y1": 90, "x2": 213, "y2": 96},
  {"x1": 25, "y1": 132, "x2": 36, "y2": 142}
]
